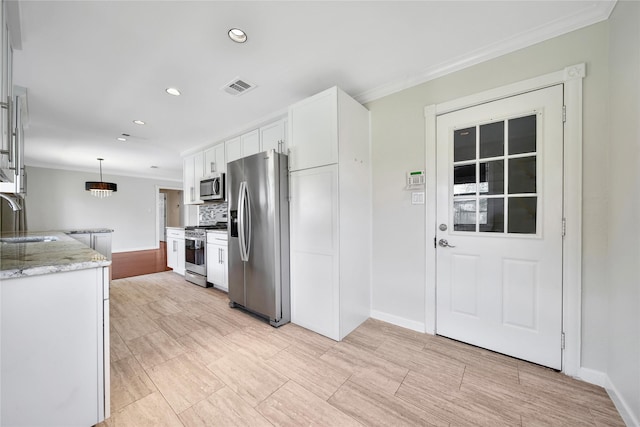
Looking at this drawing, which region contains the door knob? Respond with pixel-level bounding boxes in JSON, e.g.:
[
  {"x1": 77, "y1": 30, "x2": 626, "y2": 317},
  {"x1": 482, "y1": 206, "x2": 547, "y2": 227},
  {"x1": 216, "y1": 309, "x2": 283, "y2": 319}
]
[{"x1": 438, "y1": 239, "x2": 456, "y2": 248}]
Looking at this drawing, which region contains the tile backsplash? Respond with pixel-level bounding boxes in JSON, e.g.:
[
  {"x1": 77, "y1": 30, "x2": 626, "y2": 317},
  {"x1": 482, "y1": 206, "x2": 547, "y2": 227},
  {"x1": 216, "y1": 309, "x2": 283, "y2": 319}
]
[{"x1": 198, "y1": 202, "x2": 228, "y2": 225}]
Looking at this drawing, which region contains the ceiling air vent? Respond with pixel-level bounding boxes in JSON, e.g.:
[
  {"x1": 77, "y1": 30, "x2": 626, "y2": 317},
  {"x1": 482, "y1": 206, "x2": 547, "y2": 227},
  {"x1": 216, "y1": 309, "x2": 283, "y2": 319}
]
[{"x1": 221, "y1": 77, "x2": 257, "y2": 96}]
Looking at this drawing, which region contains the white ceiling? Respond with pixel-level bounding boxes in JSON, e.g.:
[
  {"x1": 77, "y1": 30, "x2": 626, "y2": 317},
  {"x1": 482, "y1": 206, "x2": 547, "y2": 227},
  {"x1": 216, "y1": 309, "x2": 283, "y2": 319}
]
[{"x1": 13, "y1": 0, "x2": 615, "y2": 182}]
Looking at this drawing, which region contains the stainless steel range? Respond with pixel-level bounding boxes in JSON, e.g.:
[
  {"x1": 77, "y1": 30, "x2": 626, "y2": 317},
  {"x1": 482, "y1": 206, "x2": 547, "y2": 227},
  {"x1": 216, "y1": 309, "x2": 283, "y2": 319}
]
[
  {"x1": 184, "y1": 226, "x2": 208, "y2": 287},
  {"x1": 184, "y1": 220, "x2": 228, "y2": 287}
]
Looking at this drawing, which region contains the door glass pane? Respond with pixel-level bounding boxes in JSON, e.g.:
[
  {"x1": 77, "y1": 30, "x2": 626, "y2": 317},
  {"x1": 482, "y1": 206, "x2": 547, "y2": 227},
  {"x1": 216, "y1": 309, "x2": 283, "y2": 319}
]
[
  {"x1": 508, "y1": 157, "x2": 536, "y2": 194},
  {"x1": 479, "y1": 198, "x2": 504, "y2": 232},
  {"x1": 454, "y1": 199, "x2": 476, "y2": 232},
  {"x1": 454, "y1": 127, "x2": 476, "y2": 162},
  {"x1": 480, "y1": 121, "x2": 504, "y2": 159},
  {"x1": 454, "y1": 164, "x2": 476, "y2": 195},
  {"x1": 508, "y1": 197, "x2": 537, "y2": 234},
  {"x1": 479, "y1": 160, "x2": 504, "y2": 195},
  {"x1": 508, "y1": 115, "x2": 536, "y2": 155}
]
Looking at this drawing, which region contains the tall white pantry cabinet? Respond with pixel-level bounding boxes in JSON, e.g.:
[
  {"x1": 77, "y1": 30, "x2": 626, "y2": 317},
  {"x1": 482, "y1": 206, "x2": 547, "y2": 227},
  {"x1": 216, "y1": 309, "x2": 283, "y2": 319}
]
[{"x1": 288, "y1": 86, "x2": 371, "y2": 341}]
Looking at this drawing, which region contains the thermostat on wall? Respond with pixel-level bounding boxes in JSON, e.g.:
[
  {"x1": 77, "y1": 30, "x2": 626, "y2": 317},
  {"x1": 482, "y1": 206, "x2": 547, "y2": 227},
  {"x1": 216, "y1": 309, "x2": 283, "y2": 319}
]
[{"x1": 406, "y1": 170, "x2": 425, "y2": 189}]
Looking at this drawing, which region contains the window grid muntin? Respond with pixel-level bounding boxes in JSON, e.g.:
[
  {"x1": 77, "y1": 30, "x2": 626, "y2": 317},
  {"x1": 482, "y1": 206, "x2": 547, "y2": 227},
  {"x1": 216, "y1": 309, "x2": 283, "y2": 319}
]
[{"x1": 452, "y1": 113, "x2": 538, "y2": 235}]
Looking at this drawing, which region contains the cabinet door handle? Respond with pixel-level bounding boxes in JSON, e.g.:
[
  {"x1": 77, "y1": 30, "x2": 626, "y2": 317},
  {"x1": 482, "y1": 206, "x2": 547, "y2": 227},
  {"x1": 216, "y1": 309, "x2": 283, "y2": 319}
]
[
  {"x1": 211, "y1": 162, "x2": 215, "y2": 173},
  {"x1": 6, "y1": 96, "x2": 13, "y2": 165}
]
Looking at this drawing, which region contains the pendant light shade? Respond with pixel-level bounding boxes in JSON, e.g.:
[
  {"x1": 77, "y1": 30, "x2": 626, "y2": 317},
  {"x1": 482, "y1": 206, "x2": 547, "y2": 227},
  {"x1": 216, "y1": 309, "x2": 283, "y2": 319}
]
[{"x1": 86, "y1": 158, "x2": 117, "y2": 198}]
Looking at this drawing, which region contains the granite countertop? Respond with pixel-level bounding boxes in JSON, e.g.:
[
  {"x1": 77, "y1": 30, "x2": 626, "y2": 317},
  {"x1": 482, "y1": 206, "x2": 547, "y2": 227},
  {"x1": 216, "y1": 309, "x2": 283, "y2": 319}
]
[
  {"x1": 0, "y1": 231, "x2": 111, "y2": 280},
  {"x1": 64, "y1": 228, "x2": 114, "y2": 234}
]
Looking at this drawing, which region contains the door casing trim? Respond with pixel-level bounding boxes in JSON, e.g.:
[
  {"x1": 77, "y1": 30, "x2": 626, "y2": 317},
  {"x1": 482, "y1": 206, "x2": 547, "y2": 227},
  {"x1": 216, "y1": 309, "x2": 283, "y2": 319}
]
[{"x1": 424, "y1": 63, "x2": 584, "y2": 376}]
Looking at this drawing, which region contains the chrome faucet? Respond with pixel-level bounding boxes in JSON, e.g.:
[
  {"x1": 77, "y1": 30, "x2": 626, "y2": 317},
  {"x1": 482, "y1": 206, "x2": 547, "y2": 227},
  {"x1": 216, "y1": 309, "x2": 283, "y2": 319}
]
[{"x1": 0, "y1": 193, "x2": 22, "y2": 211}]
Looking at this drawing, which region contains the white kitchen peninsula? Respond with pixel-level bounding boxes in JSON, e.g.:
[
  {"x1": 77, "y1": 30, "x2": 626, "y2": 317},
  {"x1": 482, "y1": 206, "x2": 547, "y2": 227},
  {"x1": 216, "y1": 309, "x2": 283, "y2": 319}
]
[{"x1": 0, "y1": 231, "x2": 110, "y2": 426}]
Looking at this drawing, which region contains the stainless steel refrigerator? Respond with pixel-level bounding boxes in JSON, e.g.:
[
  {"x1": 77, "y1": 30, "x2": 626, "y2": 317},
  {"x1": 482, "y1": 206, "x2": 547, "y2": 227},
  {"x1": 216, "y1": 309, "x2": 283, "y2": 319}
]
[{"x1": 227, "y1": 150, "x2": 290, "y2": 327}]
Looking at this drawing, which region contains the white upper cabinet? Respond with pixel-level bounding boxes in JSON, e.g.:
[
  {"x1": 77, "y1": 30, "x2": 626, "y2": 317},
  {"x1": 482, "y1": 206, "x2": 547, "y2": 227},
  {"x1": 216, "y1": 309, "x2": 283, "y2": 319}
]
[
  {"x1": 203, "y1": 143, "x2": 226, "y2": 175},
  {"x1": 186, "y1": 117, "x2": 287, "y2": 186},
  {"x1": 288, "y1": 87, "x2": 339, "y2": 171},
  {"x1": 225, "y1": 136, "x2": 242, "y2": 164},
  {"x1": 183, "y1": 152, "x2": 204, "y2": 204},
  {"x1": 226, "y1": 129, "x2": 260, "y2": 164},
  {"x1": 241, "y1": 129, "x2": 260, "y2": 158},
  {"x1": 0, "y1": 2, "x2": 25, "y2": 195},
  {"x1": 260, "y1": 118, "x2": 288, "y2": 154}
]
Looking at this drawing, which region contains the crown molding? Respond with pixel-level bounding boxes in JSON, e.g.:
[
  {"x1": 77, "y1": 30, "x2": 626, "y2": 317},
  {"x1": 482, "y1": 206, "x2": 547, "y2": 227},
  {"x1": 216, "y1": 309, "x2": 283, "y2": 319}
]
[{"x1": 355, "y1": 0, "x2": 616, "y2": 105}]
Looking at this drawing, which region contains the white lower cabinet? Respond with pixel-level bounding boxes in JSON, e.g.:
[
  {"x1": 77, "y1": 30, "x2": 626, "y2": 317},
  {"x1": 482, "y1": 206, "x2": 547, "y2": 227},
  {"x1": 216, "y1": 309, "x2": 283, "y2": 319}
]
[
  {"x1": 289, "y1": 163, "x2": 371, "y2": 341},
  {"x1": 67, "y1": 231, "x2": 112, "y2": 260},
  {"x1": 207, "y1": 231, "x2": 228, "y2": 291},
  {"x1": 1, "y1": 267, "x2": 110, "y2": 426},
  {"x1": 290, "y1": 165, "x2": 340, "y2": 338},
  {"x1": 92, "y1": 233, "x2": 113, "y2": 260},
  {"x1": 166, "y1": 228, "x2": 185, "y2": 275}
]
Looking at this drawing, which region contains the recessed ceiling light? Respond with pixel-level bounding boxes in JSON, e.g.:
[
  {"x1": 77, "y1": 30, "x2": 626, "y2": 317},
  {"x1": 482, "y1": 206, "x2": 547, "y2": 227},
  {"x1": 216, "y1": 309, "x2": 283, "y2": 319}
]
[
  {"x1": 228, "y1": 28, "x2": 247, "y2": 43},
  {"x1": 133, "y1": 120, "x2": 145, "y2": 125},
  {"x1": 117, "y1": 137, "x2": 126, "y2": 142},
  {"x1": 166, "y1": 87, "x2": 181, "y2": 96}
]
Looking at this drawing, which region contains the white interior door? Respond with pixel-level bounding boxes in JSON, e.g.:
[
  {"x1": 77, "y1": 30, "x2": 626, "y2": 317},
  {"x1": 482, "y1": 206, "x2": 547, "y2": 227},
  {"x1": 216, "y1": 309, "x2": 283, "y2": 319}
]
[{"x1": 436, "y1": 85, "x2": 564, "y2": 369}]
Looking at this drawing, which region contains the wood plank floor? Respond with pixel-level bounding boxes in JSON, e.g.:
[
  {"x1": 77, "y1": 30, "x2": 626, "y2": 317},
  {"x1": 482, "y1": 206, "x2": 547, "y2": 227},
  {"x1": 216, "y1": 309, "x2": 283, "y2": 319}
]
[
  {"x1": 111, "y1": 242, "x2": 171, "y2": 280},
  {"x1": 100, "y1": 272, "x2": 625, "y2": 427}
]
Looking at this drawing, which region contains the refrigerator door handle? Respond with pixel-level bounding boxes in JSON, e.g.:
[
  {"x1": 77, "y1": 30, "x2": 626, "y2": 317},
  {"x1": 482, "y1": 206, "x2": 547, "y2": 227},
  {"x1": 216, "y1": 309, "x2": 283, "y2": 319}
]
[
  {"x1": 244, "y1": 182, "x2": 251, "y2": 261},
  {"x1": 238, "y1": 181, "x2": 247, "y2": 261}
]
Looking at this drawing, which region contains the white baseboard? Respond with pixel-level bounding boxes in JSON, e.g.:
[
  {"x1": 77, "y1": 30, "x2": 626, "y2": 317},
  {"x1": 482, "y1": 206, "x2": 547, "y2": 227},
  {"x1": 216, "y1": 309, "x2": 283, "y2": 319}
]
[
  {"x1": 370, "y1": 310, "x2": 426, "y2": 333},
  {"x1": 577, "y1": 367, "x2": 607, "y2": 387},
  {"x1": 577, "y1": 368, "x2": 638, "y2": 426},
  {"x1": 605, "y1": 375, "x2": 640, "y2": 427},
  {"x1": 112, "y1": 246, "x2": 159, "y2": 253}
]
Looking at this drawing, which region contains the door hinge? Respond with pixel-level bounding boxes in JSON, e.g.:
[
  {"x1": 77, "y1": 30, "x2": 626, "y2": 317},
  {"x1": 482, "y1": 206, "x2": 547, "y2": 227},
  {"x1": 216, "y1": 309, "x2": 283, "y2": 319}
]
[
  {"x1": 561, "y1": 332, "x2": 566, "y2": 350},
  {"x1": 434, "y1": 237, "x2": 437, "y2": 248},
  {"x1": 562, "y1": 218, "x2": 566, "y2": 237},
  {"x1": 562, "y1": 105, "x2": 567, "y2": 123}
]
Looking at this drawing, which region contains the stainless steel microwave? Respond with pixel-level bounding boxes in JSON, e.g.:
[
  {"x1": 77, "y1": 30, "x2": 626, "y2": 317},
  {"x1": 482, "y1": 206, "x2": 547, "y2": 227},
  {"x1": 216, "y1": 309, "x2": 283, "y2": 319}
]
[{"x1": 200, "y1": 173, "x2": 225, "y2": 201}]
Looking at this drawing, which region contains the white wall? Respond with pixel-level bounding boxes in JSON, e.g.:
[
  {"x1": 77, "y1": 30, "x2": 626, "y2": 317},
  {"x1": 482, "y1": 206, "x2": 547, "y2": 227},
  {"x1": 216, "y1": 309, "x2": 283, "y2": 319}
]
[
  {"x1": 607, "y1": 1, "x2": 640, "y2": 423},
  {"x1": 365, "y1": 22, "x2": 611, "y2": 371},
  {"x1": 24, "y1": 166, "x2": 180, "y2": 252}
]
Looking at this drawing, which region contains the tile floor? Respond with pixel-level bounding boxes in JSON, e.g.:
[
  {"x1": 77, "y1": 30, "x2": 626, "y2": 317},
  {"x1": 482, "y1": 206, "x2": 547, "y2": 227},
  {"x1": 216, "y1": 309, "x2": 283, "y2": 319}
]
[{"x1": 100, "y1": 272, "x2": 625, "y2": 426}]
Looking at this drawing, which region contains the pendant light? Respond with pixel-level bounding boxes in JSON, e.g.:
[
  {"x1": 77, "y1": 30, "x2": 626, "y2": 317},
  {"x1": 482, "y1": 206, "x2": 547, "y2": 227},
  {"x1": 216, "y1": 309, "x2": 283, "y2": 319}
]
[{"x1": 85, "y1": 158, "x2": 117, "y2": 198}]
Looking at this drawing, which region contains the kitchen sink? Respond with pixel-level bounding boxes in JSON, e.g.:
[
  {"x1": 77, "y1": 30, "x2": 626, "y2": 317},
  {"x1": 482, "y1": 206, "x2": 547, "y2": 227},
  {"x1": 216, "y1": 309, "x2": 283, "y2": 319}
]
[{"x1": 0, "y1": 236, "x2": 59, "y2": 244}]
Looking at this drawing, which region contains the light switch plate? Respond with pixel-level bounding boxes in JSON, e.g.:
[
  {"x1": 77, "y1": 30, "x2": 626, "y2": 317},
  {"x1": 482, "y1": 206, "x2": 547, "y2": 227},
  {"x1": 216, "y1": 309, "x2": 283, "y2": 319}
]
[{"x1": 411, "y1": 192, "x2": 425, "y2": 205}]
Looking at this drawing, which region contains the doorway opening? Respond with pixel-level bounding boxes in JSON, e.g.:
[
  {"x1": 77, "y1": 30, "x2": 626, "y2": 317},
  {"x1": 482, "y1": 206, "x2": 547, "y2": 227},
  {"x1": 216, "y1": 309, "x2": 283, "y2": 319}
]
[{"x1": 158, "y1": 188, "x2": 183, "y2": 242}]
